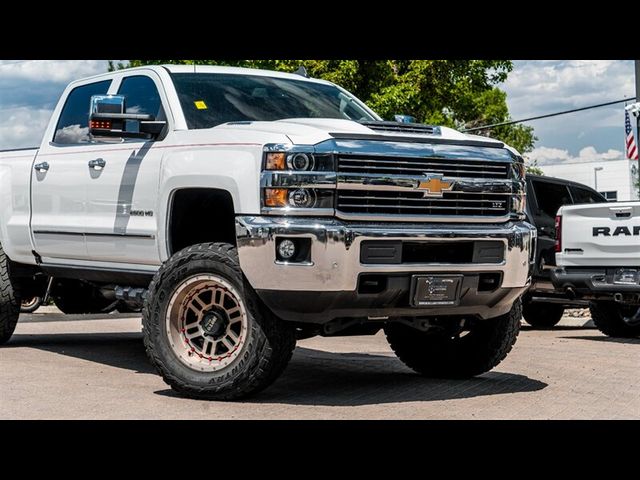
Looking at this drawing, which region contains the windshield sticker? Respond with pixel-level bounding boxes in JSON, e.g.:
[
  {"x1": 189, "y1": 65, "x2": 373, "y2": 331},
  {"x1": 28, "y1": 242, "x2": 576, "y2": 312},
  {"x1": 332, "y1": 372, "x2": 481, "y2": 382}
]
[{"x1": 194, "y1": 100, "x2": 207, "y2": 110}]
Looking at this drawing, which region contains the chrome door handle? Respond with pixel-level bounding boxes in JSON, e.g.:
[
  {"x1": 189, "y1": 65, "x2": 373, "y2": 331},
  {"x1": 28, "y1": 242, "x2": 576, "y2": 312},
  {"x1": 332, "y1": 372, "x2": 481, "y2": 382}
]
[
  {"x1": 88, "y1": 159, "x2": 106, "y2": 170},
  {"x1": 34, "y1": 162, "x2": 49, "y2": 173}
]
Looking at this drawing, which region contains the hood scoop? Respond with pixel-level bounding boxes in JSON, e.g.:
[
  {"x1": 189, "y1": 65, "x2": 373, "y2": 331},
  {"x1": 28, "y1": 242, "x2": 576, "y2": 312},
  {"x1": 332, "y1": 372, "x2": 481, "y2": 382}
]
[{"x1": 358, "y1": 120, "x2": 441, "y2": 136}]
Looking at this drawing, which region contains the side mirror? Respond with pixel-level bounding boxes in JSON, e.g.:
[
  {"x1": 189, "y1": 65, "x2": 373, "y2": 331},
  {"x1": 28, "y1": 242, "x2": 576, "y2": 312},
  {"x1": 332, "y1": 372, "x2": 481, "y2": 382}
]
[
  {"x1": 89, "y1": 95, "x2": 166, "y2": 140},
  {"x1": 394, "y1": 114, "x2": 416, "y2": 124}
]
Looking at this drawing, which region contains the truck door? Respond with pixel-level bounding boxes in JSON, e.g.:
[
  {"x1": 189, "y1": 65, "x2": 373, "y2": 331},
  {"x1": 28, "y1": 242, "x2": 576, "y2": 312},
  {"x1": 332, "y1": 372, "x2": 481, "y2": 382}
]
[
  {"x1": 530, "y1": 178, "x2": 572, "y2": 276},
  {"x1": 83, "y1": 74, "x2": 166, "y2": 266},
  {"x1": 31, "y1": 79, "x2": 112, "y2": 262}
]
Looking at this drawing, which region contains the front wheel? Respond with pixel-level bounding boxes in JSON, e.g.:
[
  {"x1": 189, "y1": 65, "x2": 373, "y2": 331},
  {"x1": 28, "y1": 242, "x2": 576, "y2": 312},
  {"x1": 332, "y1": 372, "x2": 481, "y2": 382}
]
[
  {"x1": 589, "y1": 301, "x2": 640, "y2": 338},
  {"x1": 385, "y1": 298, "x2": 522, "y2": 378},
  {"x1": 20, "y1": 296, "x2": 43, "y2": 314},
  {"x1": 142, "y1": 243, "x2": 296, "y2": 400},
  {"x1": 522, "y1": 300, "x2": 564, "y2": 328}
]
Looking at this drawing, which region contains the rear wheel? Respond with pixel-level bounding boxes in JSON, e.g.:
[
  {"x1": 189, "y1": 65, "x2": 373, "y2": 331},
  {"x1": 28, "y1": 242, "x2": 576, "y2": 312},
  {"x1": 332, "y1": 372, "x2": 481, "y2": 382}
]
[
  {"x1": 20, "y1": 296, "x2": 43, "y2": 314},
  {"x1": 522, "y1": 300, "x2": 564, "y2": 328},
  {"x1": 51, "y1": 279, "x2": 115, "y2": 314},
  {"x1": 589, "y1": 301, "x2": 640, "y2": 338},
  {"x1": 142, "y1": 243, "x2": 296, "y2": 400},
  {"x1": 0, "y1": 243, "x2": 20, "y2": 345},
  {"x1": 385, "y1": 298, "x2": 522, "y2": 378}
]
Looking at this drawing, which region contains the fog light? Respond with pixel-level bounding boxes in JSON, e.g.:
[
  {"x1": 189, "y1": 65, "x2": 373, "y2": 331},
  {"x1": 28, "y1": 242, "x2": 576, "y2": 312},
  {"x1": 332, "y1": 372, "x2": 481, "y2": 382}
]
[{"x1": 277, "y1": 239, "x2": 296, "y2": 260}]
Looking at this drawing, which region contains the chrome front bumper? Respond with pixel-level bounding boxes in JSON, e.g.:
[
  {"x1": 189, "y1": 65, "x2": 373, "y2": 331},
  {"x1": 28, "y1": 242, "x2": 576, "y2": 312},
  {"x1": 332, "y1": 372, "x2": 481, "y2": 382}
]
[{"x1": 236, "y1": 216, "x2": 535, "y2": 292}]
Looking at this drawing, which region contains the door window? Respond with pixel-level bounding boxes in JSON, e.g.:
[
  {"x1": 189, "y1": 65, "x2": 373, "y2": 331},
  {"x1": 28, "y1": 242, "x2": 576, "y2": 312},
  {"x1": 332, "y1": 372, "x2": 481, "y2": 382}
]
[
  {"x1": 117, "y1": 75, "x2": 163, "y2": 119},
  {"x1": 53, "y1": 80, "x2": 112, "y2": 144},
  {"x1": 532, "y1": 180, "x2": 572, "y2": 220},
  {"x1": 570, "y1": 186, "x2": 606, "y2": 204}
]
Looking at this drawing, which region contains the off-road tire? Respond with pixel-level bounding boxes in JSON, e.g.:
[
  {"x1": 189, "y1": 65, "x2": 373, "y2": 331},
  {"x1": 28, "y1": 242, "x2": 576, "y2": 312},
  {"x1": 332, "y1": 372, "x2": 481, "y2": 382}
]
[
  {"x1": 20, "y1": 296, "x2": 43, "y2": 314},
  {"x1": 589, "y1": 301, "x2": 640, "y2": 338},
  {"x1": 522, "y1": 300, "x2": 564, "y2": 328},
  {"x1": 385, "y1": 298, "x2": 522, "y2": 378},
  {"x1": 51, "y1": 279, "x2": 115, "y2": 314},
  {"x1": 0, "y1": 243, "x2": 20, "y2": 345},
  {"x1": 142, "y1": 242, "x2": 296, "y2": 400}
]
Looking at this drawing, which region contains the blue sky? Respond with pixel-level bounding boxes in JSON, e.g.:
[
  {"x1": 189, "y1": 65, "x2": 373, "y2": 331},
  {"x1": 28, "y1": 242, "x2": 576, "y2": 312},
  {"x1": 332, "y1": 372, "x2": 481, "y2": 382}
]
[{"x1": 0, "y1": 60, "x2": 636, "y2": 165}]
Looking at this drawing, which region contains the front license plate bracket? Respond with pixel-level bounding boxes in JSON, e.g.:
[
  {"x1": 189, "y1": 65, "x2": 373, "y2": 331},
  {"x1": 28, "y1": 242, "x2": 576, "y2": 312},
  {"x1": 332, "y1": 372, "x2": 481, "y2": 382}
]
[{"x1": 410, "y1": 275, "x2": 463, "y2": 307}]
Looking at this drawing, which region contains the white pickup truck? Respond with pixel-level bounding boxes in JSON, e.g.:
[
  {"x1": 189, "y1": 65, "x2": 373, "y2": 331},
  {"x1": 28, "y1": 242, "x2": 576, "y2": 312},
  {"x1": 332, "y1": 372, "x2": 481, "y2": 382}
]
[
  {"x1": 552, "y1": 201, "x2": 640, "y2": 337},
  {"x1": 0, "y1": 65, "x2": 535, "y2": 399}
]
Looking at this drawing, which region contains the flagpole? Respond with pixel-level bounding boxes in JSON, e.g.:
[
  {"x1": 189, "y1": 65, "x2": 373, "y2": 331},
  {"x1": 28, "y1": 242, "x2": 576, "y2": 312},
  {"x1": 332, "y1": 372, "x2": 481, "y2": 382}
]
[{"x1": 636, "y1": 60, "x2": 640, "y2": 198}]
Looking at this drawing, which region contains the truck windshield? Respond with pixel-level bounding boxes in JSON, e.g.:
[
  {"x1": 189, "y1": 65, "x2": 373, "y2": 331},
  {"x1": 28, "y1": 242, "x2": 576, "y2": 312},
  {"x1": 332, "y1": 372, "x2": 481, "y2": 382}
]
[{"x1": 171, "y1": 73, "x2": 377, "y2": 129}]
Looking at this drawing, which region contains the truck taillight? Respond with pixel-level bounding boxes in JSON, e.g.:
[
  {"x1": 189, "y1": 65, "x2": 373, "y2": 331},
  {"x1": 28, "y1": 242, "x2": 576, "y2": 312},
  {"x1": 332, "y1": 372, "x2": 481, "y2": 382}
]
[{"x1": 554, "y1": 215, "x2": 562, "y2": 253}]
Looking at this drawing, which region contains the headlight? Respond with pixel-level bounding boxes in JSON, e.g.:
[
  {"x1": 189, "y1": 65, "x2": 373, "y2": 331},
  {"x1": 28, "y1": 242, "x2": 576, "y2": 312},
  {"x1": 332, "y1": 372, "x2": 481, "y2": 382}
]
[
  {"x1": 263, "y1": 188, "x2": 334, "y2": 210},
  {"x1": 289, "y1": 189, "x2": 316, "y2": 208},
  {"x1": 288, "y1": 153, "x2": 314, "y2": 171},
  {"x1": 261, "y1": 145, "x2": 336, "y2": 215},
  {"x1": 263, "y1": 150, "x2": 334, "y2": 171}
]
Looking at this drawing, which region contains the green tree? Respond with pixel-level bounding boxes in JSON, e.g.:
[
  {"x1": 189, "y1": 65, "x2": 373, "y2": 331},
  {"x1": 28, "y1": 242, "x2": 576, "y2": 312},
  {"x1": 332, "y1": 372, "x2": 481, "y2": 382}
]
[{"x1": 114, "y1": 60, "x2": 536, "y2": 153}]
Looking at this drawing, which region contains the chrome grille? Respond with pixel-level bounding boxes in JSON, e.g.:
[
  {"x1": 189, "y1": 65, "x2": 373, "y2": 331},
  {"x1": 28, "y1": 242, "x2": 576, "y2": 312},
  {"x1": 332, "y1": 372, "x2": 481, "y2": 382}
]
[
  {"x1": 337, "y1": 190, "x2": 510, "y2": 217},
  {"x1": 338, "y1": 155, "x2": 510, "y2": 179}
]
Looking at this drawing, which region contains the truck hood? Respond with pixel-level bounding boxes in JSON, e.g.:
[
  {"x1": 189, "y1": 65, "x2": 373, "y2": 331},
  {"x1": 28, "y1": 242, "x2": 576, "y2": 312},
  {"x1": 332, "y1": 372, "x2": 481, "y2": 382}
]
[{"x1": 214, "y1": 118, "x2": 506, "y2": 149}]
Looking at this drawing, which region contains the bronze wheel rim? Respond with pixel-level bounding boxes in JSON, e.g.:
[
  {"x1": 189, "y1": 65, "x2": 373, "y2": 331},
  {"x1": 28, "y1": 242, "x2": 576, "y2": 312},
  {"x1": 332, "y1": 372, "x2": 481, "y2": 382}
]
[{"x1": 165, "y1": 275, "x2": 248, "y2": 372}]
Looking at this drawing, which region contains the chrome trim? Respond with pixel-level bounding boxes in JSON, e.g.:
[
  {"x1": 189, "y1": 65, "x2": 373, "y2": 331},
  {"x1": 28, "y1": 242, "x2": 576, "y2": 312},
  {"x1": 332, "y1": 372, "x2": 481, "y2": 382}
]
[
  {"x1": 261, "y1": 171, "x2": 337, "y2": 189},
  {"x1": 263, "y1": 143, "x2": 314, "y2": 153},
  {"x1": 236, "y1": 216, "x2": 535, "y2": 292},
  {"x1": 334, "y1": 211, "x2": 514, "y2": 224},
  {"x1": 336, "y1": 173, "x2": 519, "y2": 194},
  {"x1": 261, "y1": 207, "x2": 334, "y2": 216}
]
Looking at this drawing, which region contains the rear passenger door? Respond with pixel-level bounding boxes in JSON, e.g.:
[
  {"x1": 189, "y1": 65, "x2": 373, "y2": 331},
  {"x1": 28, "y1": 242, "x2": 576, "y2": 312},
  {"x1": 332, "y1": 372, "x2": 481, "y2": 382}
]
[
  {"x1": 31, "y1": 79, "x2": 112, "y2": 262},
  {"x1": 530, "y1": 179, "x2": 572, "y2": 275}
]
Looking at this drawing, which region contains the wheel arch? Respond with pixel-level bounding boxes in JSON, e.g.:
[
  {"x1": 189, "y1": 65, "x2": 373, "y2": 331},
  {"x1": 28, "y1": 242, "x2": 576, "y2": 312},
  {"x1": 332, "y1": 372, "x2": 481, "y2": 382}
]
[{"x1": 164, "y1": 187, "x2": 239, "y2": 258}]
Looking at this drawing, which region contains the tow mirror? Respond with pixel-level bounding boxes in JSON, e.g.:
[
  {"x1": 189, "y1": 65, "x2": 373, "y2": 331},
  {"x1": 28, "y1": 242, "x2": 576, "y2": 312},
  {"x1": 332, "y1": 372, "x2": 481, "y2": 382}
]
[{"x1": 89, "y1": 95, "x2": 166, "y2": 139}]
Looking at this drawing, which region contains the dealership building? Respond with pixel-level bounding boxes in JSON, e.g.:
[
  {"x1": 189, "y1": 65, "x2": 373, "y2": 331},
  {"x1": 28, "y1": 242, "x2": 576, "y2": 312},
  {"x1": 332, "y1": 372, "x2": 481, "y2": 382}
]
[{"x1": 541, "y1": 158, "x2": 640, "y2": 201}]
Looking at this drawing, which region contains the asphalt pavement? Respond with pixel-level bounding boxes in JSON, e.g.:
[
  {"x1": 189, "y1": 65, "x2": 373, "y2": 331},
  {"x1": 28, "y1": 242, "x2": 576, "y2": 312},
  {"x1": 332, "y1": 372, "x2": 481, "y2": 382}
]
[{"x1": 1, "y1": 308, "x2": 638, "y2": 419}]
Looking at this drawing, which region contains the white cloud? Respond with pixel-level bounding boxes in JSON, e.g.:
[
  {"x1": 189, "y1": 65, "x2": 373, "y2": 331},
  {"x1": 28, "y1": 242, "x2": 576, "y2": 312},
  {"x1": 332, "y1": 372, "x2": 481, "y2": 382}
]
[
  {"x1": 0, "y1": 106, "x2": 53, "y2": 149},
  {"x1": 53, "y1": 124, "x2": 90, "y2": 144},
  {"x1": 527, "y1": 145, "x2": 624, "y2": 165},
  {"x1": 502, "y1": 60, "x2": 635, "y2": 156},
  {"x1": 0, "y1": 60, "x2": 109, "y2": 84},
  {"x1": 504, "y1": 60, "x2": 635, "y2": 118},
  {"x1": 0, "y1": 60, "x2": 116, "y2": 149}
]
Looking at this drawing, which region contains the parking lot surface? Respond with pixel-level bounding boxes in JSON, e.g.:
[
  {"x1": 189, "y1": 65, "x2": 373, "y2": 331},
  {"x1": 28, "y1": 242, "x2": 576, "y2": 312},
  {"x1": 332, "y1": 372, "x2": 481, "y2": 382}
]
[{"x1": 1, "y1": 308, "x2": 639, "y2": 419}]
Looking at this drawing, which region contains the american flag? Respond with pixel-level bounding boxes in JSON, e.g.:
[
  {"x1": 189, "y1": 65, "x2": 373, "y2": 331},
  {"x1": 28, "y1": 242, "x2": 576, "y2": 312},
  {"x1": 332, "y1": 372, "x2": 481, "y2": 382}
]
[{"x1": 625, "y1": 109, "x2": 639, "y2": 160}]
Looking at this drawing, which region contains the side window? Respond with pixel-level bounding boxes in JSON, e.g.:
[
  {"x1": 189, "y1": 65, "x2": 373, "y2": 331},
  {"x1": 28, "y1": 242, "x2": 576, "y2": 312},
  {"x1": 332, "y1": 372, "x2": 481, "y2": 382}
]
[
  {"x1": 570, "y1": 186, "x2": 606, "y2": 204},
  {"x1": 117, "y1": 75, "x2": 163, "y2": 119},
  {"x1": 54, "y1": 80, "x2": 112, "y2": 144},
  {"x1": 532, "y1": 180, "x2": 572, "y2": 220}
]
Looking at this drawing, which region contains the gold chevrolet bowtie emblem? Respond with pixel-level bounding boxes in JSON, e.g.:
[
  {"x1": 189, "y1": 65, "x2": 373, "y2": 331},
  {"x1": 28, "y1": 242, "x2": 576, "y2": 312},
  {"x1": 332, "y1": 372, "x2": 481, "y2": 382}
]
[{"x1": 416, "y1": 175, "x2": 454, "y2": 198}]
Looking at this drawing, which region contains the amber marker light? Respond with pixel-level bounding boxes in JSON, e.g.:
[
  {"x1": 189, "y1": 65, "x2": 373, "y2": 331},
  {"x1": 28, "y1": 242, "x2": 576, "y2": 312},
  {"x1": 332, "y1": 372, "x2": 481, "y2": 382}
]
[
  {"x1": 264, "y1": 188, "x2": 289, "y2": 207},
  {"x1": 265, "y1": 152, "x2": 286, "y2": 170}
]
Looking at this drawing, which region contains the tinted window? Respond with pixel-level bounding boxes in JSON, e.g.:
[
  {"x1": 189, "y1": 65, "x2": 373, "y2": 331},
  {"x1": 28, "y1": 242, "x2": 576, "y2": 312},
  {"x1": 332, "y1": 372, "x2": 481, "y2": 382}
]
[
  {"x1": 570, "y1": 186, "x2": 606, "y2": 204},
  {"x1": 118, "y1": 75, "x2": 163, "y2": 118},
  {"x1": 532, "y1": 180, "x2": 572, "y2": 219},
  {"x1": 171, "y1": 73, "x2": 376, "y2": 129},
  {"x1": 54, "y1": 80, "x2": 111, "y2": 144}
]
